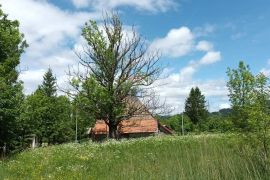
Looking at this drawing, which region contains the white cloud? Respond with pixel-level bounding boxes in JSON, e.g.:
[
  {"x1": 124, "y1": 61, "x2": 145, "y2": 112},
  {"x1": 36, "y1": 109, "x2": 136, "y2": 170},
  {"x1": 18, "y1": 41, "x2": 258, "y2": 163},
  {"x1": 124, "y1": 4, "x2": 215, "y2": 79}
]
[
  {"x1": 219, "y1": 103, "x2": 230, "y2": 109},
  {"x1": 150, "y1": 27, "x2": 194, "y2": 57},
  {"x1": 71, "y1": 0, "x2": 177, "y2": 12},
  {"x1": 196, "y1": 41, "x2": 213, "y2": 52},
  {"x1": 0, "y1": 0, "x2": 226, "y2": 112},
  {"x1": 72, "y1": 0, "x2": 89, "y2": 8},
  {"x1": 0, "y1": 0, "x2": 102, "y2": 94},
  {"x1": 260, "y1": 59, "x2": 270, "y2": 77},
  {"x1": 177, "y1": 51, "x2": 221, "y2": 82},
  {"x1": 179, "y1": 66, "x2": 196, "y2": 80},
  {"x1": 193, "y1": 24, "x2": 215, "y2": 37},
  {"x1": 261, "y1": 68, "x2": 270, "y2": 77},
  {"x1": 199, "y1": 51, "x2": 221, "y2": 65},
  {"x1": 150, "y1": 25, "x2": 224, "y2": 113},
  {"x1": 153, "y1": 73, "x2": 228, "y2": 113},
  {"x1": 19, "y1": 69, "x2": 46, "y2": 94},
  {"x1": 267, "y1": 59, "x2": 270, "y2": 65}
]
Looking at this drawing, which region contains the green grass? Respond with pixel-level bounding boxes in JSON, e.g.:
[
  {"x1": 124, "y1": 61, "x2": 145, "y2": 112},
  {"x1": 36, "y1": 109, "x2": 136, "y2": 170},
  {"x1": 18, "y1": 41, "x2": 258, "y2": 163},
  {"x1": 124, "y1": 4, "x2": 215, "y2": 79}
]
[{"x1": 0, "y1": 134, "x2": 268, "y2": 179}]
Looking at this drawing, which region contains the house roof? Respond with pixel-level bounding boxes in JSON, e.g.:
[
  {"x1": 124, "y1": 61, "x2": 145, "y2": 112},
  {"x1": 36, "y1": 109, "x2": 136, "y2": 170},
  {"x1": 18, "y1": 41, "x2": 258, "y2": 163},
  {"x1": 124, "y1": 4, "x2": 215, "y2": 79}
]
[
  {"x1": 119, "y1": 118, "x2": 158, "y2": 134},
  {"x1": 92, "y1": 120, "x2": 109, "y2": 135},
  {"x1": 90, "y1": 97, "x2": 173, "y2": 135},
  {"x1": 92, "y1": 117, "x2": 158, "y2": 135},
  {"x1": 158, "y1": 122, "x2": 174, "y2": 135}
]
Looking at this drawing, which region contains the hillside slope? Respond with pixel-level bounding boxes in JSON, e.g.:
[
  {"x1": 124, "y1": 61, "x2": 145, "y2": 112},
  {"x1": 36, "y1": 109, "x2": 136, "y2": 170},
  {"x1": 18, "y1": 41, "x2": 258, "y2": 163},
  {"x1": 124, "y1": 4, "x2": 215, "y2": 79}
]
[{"x1": 0, "y1": 135, "x2": 267, "y2": 179}]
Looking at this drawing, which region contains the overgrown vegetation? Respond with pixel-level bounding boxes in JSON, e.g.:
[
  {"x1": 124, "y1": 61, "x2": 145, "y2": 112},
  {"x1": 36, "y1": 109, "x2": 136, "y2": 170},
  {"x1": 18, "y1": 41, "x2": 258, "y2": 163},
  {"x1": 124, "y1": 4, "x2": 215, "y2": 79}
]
[{"x1": 1, "y1": 135, "x2": 269, "y2": 180}]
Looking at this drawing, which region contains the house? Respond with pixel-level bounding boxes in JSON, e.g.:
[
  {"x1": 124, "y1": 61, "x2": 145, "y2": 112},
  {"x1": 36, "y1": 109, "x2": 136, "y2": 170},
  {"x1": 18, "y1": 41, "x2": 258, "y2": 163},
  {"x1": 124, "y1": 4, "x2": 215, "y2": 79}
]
[{"x1": 90, "y1": 113, "x2": 173, "y2": 141}]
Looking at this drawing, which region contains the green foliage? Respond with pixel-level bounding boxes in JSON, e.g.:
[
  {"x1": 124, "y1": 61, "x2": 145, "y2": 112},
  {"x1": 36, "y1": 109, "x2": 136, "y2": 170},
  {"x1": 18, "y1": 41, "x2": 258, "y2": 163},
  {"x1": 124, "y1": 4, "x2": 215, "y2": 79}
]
[
  {"x1": 20, "y1": 69, "x2": 74, "y2": 146},
  {"x1": 1, "y1": 135, "x2": 269, "y2": 179},
  {"x1": 72, "y1": 77, "x2": 107, "y2": 140},
  {"x1": 40, "y1": 68, "x2": 57, "y2": 97},
  {"x1": 159, "y1": 114, "x2": 194, "y2": 134},
  {"x1": 72, "y1": 13, "x2": 161, "y2": 138},
  {"x1": 199, "y1": 114, "x2": 233, "y2": 133},
  {"x1": 185, "y1": 87, "x2": 208, "y2": 125},
  {"x1": 245, "y1": 74, "x2": 270, "y2": 167},
  {"x1": 227, "y1": 61, "x2": 270, "y2": 169},
  {"x1": 227, "y1": 61, "x2": 256, "y2": 129},
  {"x1": 159, "y1": 110, "x2": 234, "y2": 134},
  {"x1": 0, "y1": 6, "x2": 27, "y2": 153}
]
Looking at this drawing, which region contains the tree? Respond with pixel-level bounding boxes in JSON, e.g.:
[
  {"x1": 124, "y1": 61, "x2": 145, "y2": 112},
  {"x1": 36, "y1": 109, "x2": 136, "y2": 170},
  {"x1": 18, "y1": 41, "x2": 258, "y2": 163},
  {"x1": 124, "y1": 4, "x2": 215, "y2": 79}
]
[
  {"x1": 72, "y1": 78, "x2": 99, "y2": 140},
  {"x1": 246, "y1": 73, "x2": 270, "y2": 167},
  {"x1": 226, "y1": 61, "x2": 255, "y2": 130},
  {"x1": 68, "y1": 13, "x2": 161, "y2": 138},
  {"x1": 227, "y1": 61, "x2": 270, "y2": 168},
  {"x1": 20, "y1": 69, "x2": 74, "y2": 146},
  {"x1": 0, "y1": 6, "x2": 27, "y2": 153},
  {"x1": 38, "y1": 68, "x2": 58, "y2": 144},
  {"x1": 185, "y1": 87, "x2": 208, "y2": 125},
  {"x1": 40, "y1": 68, "x2": 57, "y2": 97}
]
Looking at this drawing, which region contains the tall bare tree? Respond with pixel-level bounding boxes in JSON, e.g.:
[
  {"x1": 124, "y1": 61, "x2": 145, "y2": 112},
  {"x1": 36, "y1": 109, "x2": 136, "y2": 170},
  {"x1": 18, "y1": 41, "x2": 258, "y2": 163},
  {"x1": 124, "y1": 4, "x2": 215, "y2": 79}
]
[{"x1": 68, "y1": 13, "x2": 162, "y2": 138}]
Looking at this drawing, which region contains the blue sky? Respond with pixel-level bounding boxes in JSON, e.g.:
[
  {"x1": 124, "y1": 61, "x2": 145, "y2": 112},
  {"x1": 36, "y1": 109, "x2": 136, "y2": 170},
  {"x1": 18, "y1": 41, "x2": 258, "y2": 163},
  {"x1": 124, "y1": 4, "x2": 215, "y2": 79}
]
[{"x1": 0, "y1": 0, "x2": 269, "y2": 113}]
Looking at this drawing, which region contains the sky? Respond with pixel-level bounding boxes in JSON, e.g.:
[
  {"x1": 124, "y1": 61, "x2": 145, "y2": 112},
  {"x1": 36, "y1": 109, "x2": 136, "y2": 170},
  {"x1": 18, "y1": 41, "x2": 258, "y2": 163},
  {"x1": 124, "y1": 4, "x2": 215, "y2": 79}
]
[{"x1": 0, "y1": 0, "x2": 270, "y2": 113}]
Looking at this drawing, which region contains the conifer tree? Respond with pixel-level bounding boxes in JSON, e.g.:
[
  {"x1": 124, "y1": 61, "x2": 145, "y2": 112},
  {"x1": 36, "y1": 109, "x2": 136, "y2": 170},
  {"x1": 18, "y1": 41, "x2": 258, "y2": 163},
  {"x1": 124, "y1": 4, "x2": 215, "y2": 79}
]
[
  {"x1": 40, "y1": 68, "x2": 57, "y2": 97},
  {"x1": 185, "y1": 87, "x2": 208, "y2": 124}
]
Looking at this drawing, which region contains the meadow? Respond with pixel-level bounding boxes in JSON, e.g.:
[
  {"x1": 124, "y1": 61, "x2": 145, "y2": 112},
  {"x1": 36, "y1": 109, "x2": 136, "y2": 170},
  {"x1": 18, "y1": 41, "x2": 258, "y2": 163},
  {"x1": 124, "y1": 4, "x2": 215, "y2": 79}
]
[{"x1": 0, "y1": 134, "x2": 269, "y2": 180}]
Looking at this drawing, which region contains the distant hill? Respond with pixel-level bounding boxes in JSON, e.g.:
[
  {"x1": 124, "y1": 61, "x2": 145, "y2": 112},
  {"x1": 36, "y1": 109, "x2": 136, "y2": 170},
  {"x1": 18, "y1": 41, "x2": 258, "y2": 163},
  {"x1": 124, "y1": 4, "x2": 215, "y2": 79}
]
[{"x1": 210, "y1": 108, "x2": 232, "y2": 117}]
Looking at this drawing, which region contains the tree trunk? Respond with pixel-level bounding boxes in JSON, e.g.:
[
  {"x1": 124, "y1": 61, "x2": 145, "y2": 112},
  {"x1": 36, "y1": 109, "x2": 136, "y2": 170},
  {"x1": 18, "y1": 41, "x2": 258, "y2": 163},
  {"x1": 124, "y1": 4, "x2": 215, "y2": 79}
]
[{"x1": 108, "y1": 123, "x2": 118, "y2": 139}]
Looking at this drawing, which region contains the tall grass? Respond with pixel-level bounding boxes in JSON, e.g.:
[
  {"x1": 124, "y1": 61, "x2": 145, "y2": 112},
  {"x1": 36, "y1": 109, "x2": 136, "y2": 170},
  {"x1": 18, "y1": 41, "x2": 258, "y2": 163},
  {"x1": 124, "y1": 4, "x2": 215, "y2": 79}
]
[{"x1": 0, "y1": 134, "x2": 268, "y2": 179}]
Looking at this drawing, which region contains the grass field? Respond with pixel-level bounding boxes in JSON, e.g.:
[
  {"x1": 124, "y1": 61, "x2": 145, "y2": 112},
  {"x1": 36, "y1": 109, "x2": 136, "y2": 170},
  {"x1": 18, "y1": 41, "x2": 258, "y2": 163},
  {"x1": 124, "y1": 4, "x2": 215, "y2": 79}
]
[{"x1": 0, "y1": 134, "x2": 269, "y2": 179}]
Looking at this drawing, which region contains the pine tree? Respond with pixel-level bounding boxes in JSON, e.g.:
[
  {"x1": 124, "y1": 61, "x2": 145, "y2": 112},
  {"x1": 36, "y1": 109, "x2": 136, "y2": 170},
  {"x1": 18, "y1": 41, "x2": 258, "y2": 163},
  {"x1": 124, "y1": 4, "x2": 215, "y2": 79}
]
[
  {"x1": 40, "y1": 68, "x2": 57, "y2": 97},
  {"x1": 185, "y1": 87, "x2": 208, "y2": 125},
  {"x1": 0, "y1": 7, "x2": 27, "y2": 153}
]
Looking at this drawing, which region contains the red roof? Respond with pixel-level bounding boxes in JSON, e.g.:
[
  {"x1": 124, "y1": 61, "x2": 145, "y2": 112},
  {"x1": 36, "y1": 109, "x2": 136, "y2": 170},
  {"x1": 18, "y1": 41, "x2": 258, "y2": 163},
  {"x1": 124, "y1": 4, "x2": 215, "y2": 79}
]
[
  {"x1": 119, "y1": 118, "x2": 158, "y2": 134},
  {"x1": 93, "y1": 120, "x2": 109, "y2": 135},
  {"x1": 92, "y1": 117, "x2": 158, "y2": 135}
]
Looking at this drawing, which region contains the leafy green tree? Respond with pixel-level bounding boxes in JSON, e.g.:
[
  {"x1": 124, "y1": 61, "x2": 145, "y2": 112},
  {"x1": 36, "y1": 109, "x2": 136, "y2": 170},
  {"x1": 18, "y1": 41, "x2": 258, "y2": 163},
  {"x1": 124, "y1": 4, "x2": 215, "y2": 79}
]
[
  {"x1": 246, "y1": 73, "x2": 270, "y2": 166},
  {"x1": 227, "y1": 61, "x2": 270, "y2": 168},
  {"x1": 50, "y1": 95, "x2": 74, "y2": 144},
  {"x1": 185, "y1": 87, "x2": 208, "y2": 125},
  {"x1": 200, "y1": 114, "x2": 233, "y2": 133},
  {"x1": 72, "y1": 78, "x2": 99, "y2": 140},
  {"x1": 20, "y1": 69, "x2": 74, "y2": 146},
  {"x1": 69, "y1": 13, "x2": 161, "y2": 138},
  {"x1": 0, "y1": 6, "x2": 27, "y2": 153},
  {"x1": 19, "y1": 89, "x2": 46, "y2": 147},
  {"x1": 227, "y1": 61, "x2": 255, "y2": 130}
]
